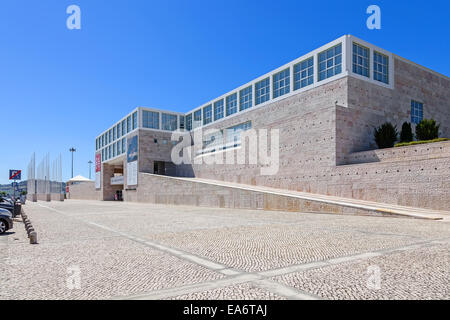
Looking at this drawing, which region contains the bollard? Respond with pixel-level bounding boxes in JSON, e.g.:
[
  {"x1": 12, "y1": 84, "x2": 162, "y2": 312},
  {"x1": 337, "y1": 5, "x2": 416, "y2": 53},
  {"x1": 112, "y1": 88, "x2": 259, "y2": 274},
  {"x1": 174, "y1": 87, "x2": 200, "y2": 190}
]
[{"x1": 29, "y1": 231, "x2": 38, "y2": 244}]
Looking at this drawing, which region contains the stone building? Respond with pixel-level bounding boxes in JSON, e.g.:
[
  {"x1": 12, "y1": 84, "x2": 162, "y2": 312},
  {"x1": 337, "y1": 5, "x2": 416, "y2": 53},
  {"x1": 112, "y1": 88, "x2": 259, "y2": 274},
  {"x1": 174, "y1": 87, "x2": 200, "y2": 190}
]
[{"x1": 94, "y1": 35, "x2": 450, "y2": 211}]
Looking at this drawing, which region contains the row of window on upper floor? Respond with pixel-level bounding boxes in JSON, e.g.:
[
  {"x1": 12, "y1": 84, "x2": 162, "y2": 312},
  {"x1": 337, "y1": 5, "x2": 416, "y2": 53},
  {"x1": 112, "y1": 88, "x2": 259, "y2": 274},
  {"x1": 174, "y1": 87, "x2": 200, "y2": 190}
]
[
  {"x1": 183, "y1": 43, "x2": 390, "y2": 131},
  {"x1": 96, "y1": 112, "x2": 137, "y2": 151},
  {"x1": 101, "y1": 137, "x2": 127, "y2": 162}
]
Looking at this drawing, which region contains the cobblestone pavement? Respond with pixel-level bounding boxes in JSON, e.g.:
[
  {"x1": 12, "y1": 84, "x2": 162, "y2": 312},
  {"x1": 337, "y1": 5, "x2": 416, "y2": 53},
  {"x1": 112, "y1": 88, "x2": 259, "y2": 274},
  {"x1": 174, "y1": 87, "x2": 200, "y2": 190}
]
[{"x1": 0, "y1": 200, "x2": 449, "y2": 300}]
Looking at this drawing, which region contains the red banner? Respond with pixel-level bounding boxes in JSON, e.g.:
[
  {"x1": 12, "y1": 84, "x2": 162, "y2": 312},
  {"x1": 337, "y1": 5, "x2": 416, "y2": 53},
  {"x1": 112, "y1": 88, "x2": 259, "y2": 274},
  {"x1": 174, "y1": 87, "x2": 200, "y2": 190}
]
[{"x1": 95, "y1": 153, "x2": 101, "y2": 172}]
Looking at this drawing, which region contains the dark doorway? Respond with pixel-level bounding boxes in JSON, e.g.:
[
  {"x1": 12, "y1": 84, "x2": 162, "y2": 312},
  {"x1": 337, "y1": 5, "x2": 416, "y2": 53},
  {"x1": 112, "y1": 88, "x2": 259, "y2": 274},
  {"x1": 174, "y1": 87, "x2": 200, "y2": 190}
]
[{"x1": 154, "y1": 161, "x2": 166, "y2": 175}]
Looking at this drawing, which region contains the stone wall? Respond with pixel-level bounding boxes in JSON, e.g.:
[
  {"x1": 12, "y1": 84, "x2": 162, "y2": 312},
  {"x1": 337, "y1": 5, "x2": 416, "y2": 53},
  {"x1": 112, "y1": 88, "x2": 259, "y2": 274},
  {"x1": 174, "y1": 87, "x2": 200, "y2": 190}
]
[{"x1": 67, "y1": 181, "x2": 99, "y2": 200}]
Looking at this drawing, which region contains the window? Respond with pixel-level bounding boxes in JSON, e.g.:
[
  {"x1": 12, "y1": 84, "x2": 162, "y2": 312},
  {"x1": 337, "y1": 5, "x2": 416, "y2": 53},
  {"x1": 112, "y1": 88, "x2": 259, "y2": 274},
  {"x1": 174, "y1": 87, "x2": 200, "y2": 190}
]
[
  {"x1": 179, "y1": 115, "x2": 185, "y2": 129},
  {"x1": 240, "y1": 86, "x2": 252, "y2": 111},
  {"x1": 225, "y1": 121, "x2": 252, "y2": 147},
  {"x1": 203, "y1": 105, "x2": 212, "y2": 125},
  {"x1": 108, "y1": 145, "x2": 111, "y2": 159},
  {"x1": 318, "y1": 43, "x2": 342, "y2": 81},
  {"x1": 117, "y1": 141, "x2": 121, "y2": 155},
  {"x1": 122, "y1": 120, "x2": 126, "y2": 137},
  {"x1": 162, "y1": 113, "x2": 177, "y2": 131},
  {"x1": 255, "y1": 78, "x2": 270, "y2": 105},
  {"x1": 294, "y1": 57, "x2": 314, "y2": 90},
  {"x1": 108, "y1": 130, "x2": 112, "y2": 144},
  {"x1": 226, "y1": 93, "x2": 237, "y2": 116},
  {"x1": 127, "y1": 116, "x2": 131, "y2": 133},
  {"x1": 193, "y1": 109, "x2": 202, "y2": 128},
  {"x1": 96, "y1": 139, "x2": 98, "y2": 151},
  {"x1": 101, "y1": 149, "x2": 104, "y2": 162},
  {"x1": 214, "y1": 99, "x2": 224, "y2": 121},
  {"x1": 273, "y1": 68, "x2": 290, "y2": 98},
  {"x1": 117, "y1": 124, "x2": 121, "y2": 138},
  {"x1": 121, "y1": 138, "x2": 126, "y2": 154},
  {"x1": 411, "y1": 100, "x2": 424, "y2": 124},
  {"x1": 113, "y1": 143, "x2": 116, "y2": 157},
  {"x1": 374, "y1": 51, "x2": 389, "y2": 84},
  {"x1": 186, "y1": 114, "x2": 192, "y2": 131},
  {"x1": 102, "y1": 135, "x2": 105, "y2": 147},
  {"x1": 113, "y1": 126, "x2": 116, "y2": 141},
  {"x1": 132, "y1": 112, "x2": 138, "y2": 130},
  {"x1": 142, "y1": 110, "x2": 160, "y2": 129},
  {"x1": 353, "y1": 43, "x2": 369, "y2": 77}
]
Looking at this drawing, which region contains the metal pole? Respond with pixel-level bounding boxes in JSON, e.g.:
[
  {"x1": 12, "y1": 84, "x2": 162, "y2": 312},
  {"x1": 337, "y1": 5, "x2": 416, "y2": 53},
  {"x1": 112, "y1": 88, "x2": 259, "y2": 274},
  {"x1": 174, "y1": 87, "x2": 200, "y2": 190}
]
[
  {"x1": 88, "y1": 160, "x2": 93, "y2": 180},
  {"x1": 69, "y1": 148, "x2": 76, "y2": 178}
]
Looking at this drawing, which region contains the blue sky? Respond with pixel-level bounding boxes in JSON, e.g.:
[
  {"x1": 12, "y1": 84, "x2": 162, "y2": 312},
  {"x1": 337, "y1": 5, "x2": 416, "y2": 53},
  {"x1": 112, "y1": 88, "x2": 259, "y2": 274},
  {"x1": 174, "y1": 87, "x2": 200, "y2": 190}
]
[{"x1": 0, "y1": 0, "x2": 449, "y2": 184}]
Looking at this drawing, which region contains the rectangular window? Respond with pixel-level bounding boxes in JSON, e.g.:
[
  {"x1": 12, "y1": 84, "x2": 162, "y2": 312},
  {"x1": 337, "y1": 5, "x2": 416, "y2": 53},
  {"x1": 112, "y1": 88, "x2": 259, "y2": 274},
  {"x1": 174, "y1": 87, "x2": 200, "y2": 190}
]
[
  {"x1": 179, "y1": 115, "x2": 185, "y2": 129},
  {"x1": 352, "y1": 43, "x2": 369, "y2": 77},
  {"x1": 101, "y1": 149, "x2": 104, "y2": 161},
  {"x1": 132, "y1": 112, "x2": 138, "y2": 130},
  {"x1": 214, "y1": 99, "x2": 224, "y2": 121},
  {"x1": 113, "y1": 126, "x2": 116, "y2": 141},
  {"x1": 162, "y1": 113, "x2": 177, "y2": 131},
  {"x1": 117, "y1": 141, "x2": 121, "y2": 155},
  {"x1": 95, "y1": 139, "x2": 98, "y2": 151},
  {"x1": 294, "y1": 57, "x2": 314, "y2": 90},
  {"x1": 411, "y1": 100, "x2": 424, "y2": 124},
  {"x1": 101, "y1": 135, "x2": 104, "y2": 147},
  {"x1": 108, "y1": 145, "x2": 111, "y2": 159},
  {"x1": 255, "y1": 78, "x2": 270, "y2": 105},
  {"x1": 203, "y1": 105, "x2": 212, "y2": 125},
  {"x1": 373, "y1": 51, "x2": 389, "y2": 84},
  {"x1": 127, "y1": 116, "x2": 131, "y2": 133},
  {"x1": 142, "y1": 110, "x2": 160, "y2": 129},
  {"x1": 117, "y1": 124, "x2": 121, "y2": 138},
  {"x1": 273, "y1": 68, "x2": 290, "y2": 98},
  {"x1": 226, "y1": 93, "x2": 237, "y2": 116},
  {"x1": 113, "y1": 143, "x2": 116, "y2": 157},
  {"x1": 186, "y1": 114, "x2": 192, "y2": 131},
  {"x1": 108, "y1": 130, "x2": 112, "y2": 144},
  {"x1": 193, "y1": 109, "x2": 202, "y2": 128},
  {"x1": 239, "y1": 86, "x2": 252, "y2": 111},
  {"x1": 318, "y1": 43, "x2": 342, "y2": 81},
  {"x1": 122, "y1": 138, "x2": 126, "y2": 154},
  {"x1": 122, "y1": 120, "x2": 126, "y2": 137}
]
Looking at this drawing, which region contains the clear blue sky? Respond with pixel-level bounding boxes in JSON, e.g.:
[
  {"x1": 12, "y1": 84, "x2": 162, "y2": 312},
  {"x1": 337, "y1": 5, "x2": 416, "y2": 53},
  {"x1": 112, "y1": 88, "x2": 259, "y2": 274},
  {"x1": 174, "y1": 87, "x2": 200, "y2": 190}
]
[{"x1": 1, "y1": 0, "x2": 449, "y2": 184}]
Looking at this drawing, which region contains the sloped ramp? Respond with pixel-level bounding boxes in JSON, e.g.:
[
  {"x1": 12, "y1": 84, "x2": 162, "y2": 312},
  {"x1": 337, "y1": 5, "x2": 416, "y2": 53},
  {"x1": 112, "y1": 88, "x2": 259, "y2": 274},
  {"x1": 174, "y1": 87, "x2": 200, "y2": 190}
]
[{"x1": 137, "y1": 173, "x2": 450, "y2": 221}]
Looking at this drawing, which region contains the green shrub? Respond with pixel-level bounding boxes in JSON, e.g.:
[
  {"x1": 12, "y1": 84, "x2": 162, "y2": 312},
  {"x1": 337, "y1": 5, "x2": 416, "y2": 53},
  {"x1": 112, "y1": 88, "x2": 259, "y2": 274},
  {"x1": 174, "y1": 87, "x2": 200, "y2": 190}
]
[
  {"x1": 399, "y1": 122, "x2": 413, "y2": 143},
  {"x1": 394, "y1": 138, "x2": 449, "y2": 147},
  {"x1": 415, "y1": 119, "x2": 440, "y2": 141},
  {"x1": 374, "y1": 122, "x2": 398, "y2": 149}
]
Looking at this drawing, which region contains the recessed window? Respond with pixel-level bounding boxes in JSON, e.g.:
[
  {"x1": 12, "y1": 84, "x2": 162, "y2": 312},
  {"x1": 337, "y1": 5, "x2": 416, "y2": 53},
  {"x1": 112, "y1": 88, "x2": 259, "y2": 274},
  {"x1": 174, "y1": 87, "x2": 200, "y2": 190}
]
[
  {"x1": 113, "y1": 126, "x2": 116, "y2": 141},
  {"x1": 294, "y1": 57, "x2": 314, "y2": 90},
  {"x1": 101, "y1": 149, "x2": 104, "y2": 162},
  {"x1": 255, "y1": 78, "x2": 270, "y2": 105},
  {"x1": 162, "y1": 139, "x2": 168, "y2": 145},
  {"x1": 411, "y1": 100, "x2": 423, "y2": 124},
  {"x1": 373, "y1": 51, "x2": 389, "y2": 84},
  {"x1": 142, "y1": 110, "x2": 160, "y2": 129},
  {"x1": 121, "y1": 120, "x2": 126, "y2": 137},
  {"x1": 193, "y1": 109, "x2": 202, "y2": 129},
  {"x1": 273, "y1": 68, "x2": 290, "y2": 98},
  {"x1": 353, "y1": 43, "x2": 369, "y2": 77},
  {"x1": 154, "y1": 138, "x2": 158, "y2": 144},
  {"x1": 186, "y1": 114, "x2": 192, "y2": 131},
  {"x1": 239, "y1": 86, "x2": 252, "y2": 111},
  {"x1": 179, "y1": 115, "x2": 185, "y2": 130},
  {"x1": 214, "y1": 99, "x2": 224, "y2": 121},
  {"x1": 113, "y1": 143, "x2": 116, "y2": 157},
  {"x1": 226, "y1": 93, "x2": 237, "y2": 116},
  {"x1": 108, "y1": 130, "x2": 112, "y2": 144},
  {"x1": 108, "y1": 145, "x2": 111, "y2": 159},
  {"x1": 203, "y1": 105, "x2": 212, "y2": 125},
  {"x1": 161, "y1": 113, "x2": 177, "y2": 131},
  {"x1": 132, "y1": 112, "x2": 138, "y2": 130},
  {"x1": 225, "y1": 121, "x2": 252, "y2": 146},
  {"x1": 117, "y1": 124, "x2": 121, "y2": 138},
  {"x1": 318, "y1": 43, "x2": 342, "y2": 81},
  {"x1": 117, "y1": 141, "x2": 121, "y2": 154},
  {"x1": 122, "y1": 138, "x2": 126, "y2": 153},
  {"x1": 127, "y1": 116, "x2": 131, "y2": 133}
]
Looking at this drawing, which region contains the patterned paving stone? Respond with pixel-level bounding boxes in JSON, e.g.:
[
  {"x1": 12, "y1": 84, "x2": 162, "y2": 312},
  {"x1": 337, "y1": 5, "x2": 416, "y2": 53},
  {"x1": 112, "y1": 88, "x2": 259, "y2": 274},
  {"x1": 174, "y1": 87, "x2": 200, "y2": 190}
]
[
  {"x1": 166, "y1": 282, "x2": 286, "y2": 300},
  {"x1": 272, "y1": 244, "x2": 450, "y2": 300}
]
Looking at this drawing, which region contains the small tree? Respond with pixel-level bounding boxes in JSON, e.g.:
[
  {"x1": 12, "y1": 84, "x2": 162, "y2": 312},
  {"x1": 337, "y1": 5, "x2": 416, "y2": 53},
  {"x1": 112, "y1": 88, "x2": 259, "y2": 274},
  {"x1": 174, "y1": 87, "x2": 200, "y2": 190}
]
[
  {"x1": 374, "y1": 122, "x2": 398, "y2": 149},
  {"x1": 416, "y1": 119, "x2": 440, "y2": 141},
  {"x1": 399, "y1": 122, "x2": 413, "y2": 143}
]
